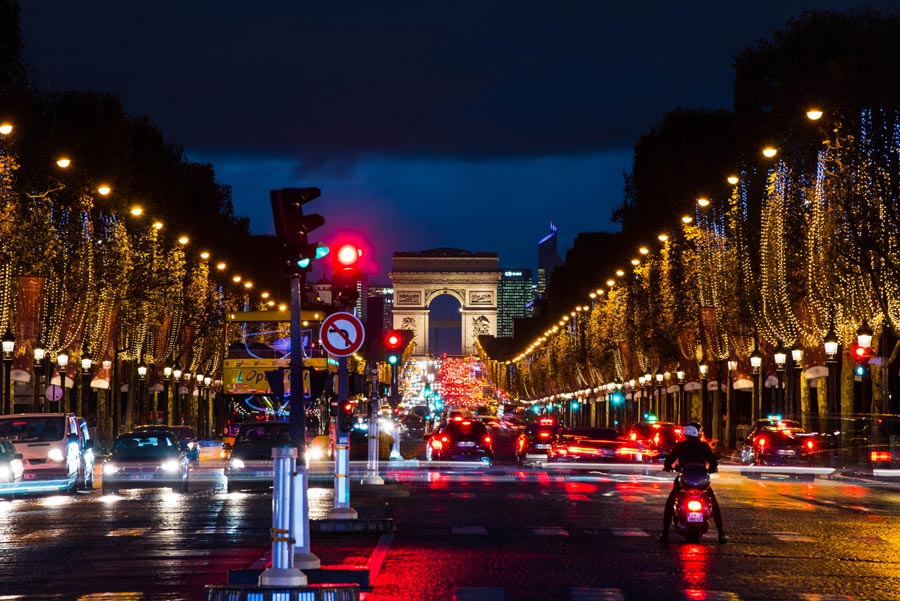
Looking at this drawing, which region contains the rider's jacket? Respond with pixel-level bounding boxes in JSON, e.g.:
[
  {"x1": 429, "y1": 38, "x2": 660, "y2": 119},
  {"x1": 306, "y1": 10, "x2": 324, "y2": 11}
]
[{"x1": 663, "y1": 436, "x2": 718, "y2": 472}]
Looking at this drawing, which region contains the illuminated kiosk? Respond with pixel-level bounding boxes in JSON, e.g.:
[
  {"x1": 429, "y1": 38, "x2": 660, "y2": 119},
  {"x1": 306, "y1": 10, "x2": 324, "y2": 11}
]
[{"x1": 389, "y1": 249, "x2": 500, "y2": 356}]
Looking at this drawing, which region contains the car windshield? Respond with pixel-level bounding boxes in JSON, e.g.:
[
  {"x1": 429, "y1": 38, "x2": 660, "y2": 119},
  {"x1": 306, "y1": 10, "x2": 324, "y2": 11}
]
[
  {"x1": 0, "y1": 440, "x2": 17, "y2": 457},
  {"x1": 112, "y1": 435, "x2": 178, "y2": 458},
  {"x1": 0, "y1": 416, "x2": 66, "y2": 442},
  {"x1": 236, "y1": 423, "x2": 291, "y2": 445}
]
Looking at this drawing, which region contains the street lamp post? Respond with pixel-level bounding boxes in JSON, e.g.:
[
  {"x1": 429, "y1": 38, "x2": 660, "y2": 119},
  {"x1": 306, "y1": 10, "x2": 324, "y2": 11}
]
[
  {"x1": 196, "y1": 373, "x2": 205, "y2": 436},
  {"x1": 172, "y1": 366, "x2": 183, "y2": 424},
  {"x1": 726, "y1": 360, "x2": 737, "y2": 449},
  {"x1": 790, "y1": 344, "x2": 804, "y2": 419},
  {"x1": 163, "y1": 365, "x2": 172, "y2": 426},
  {"x1": 676, "y1": 369, "x2": 686, "y2": 423},
  {"x1": 33, "y1": 344, "x2": 46, "y2": 413},
  {"x1": 137, "y1": 361, "x2": 148, "y2": 427},
  {"x1": 80, "y1": 350, "x2": 93, "y2": 424},
  {"x1": 1, "y1": 327, "x2": 15, "y2": 415},
  {"x1": 655, "y1": 371, "x2": 664, "y2": 421},
  {"x1": 57, "y1": 350, "x2": 69, "y2": 414},
  {"x1": 857, "y1": 320, "x2": 874, "y2": 414},
  {"x1": 750, "y1": 344, "x2": 763, "y2": 422},
  {"x1": 699, "y1": 362, "x2": 709, "y2": 435},
  {"x1": 824, "y1": 324, "x2": 840, "y2": 429},
  {"x1": 204, "y1": 376, "x2": 212, "y2": 436},
  {"x1": 774, "y1": 341, "x2": 787, "y2": 418}
]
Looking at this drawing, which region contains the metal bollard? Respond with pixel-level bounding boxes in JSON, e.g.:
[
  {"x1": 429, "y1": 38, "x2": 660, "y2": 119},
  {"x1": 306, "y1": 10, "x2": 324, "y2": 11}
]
[
  {"x1": 259, "y1": 446, "x2": 306, "y2": 586},
  {"x1": 363, "y1": 406, "x2": 384, "y2": 485},
  {"x1": 328, "y1": 440, "x2": 358, "y2": 518}
]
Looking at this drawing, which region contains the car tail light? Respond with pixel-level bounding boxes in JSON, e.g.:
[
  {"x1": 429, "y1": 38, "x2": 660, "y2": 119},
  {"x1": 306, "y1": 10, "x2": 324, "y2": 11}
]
[
  {"x1": 616, "y1": 446, "x2": 638, "y2": 457},
  {"x1": 687, "y1": 499, "x2": 704, "y2": 512},
  {"x1": 557, "y1": 448, "x2": 568, "y2": 456},
  {"x1": 431, "y1": 437, "x2": 445, "y2": 450},
  {"x1": 757, "y1": 436, "x2": 767, "y2": 449},
  {"x1": 539, "y1": 431, "x2": 551, "y2": 439},
  {"x1": 483, "y1": 435, "x2": 492, "y2": 447},
  {"x1": 629, "y1": 432, "x2": 637, "y2": 441},
  {"x1": 871, "y1": 451, "x2": 891, "y2": 462},
  {"x1": 805, "y1": 439, "x2": 815, "y2": 451},
  {"x1": 653, "y1": 433, "x2": 660, "y2": 446}
]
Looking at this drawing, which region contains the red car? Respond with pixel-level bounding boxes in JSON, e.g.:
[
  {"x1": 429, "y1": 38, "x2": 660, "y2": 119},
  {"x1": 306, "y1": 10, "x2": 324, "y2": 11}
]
[{"x1": 547, "y1": 427, "x2": 643, "y2": 463}]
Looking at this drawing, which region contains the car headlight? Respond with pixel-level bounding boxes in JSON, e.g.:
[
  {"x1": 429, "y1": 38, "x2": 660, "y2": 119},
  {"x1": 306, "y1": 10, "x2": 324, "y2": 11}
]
[
  {"x1": 229, "y1": 458, "x2": 245, "y2": 469},
  {"x1": 47, "y1": 448, "x2": 65, "y2": 462},
  {"x1": 309, "y1": 447, "x2": 324, "y2": 460},
  {"x1": 0, "y1": 465, "x2": 12, "y2": 481},
  {"x1": 160, "y1": 460, "x2": 181, "y2": 472},
  {"x1": 102, "y1": 463, "x2": 119, "y2": 475}
]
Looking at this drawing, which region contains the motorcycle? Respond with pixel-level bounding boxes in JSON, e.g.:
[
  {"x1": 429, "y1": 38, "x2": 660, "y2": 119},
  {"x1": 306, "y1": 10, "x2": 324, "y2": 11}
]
[{"x1": 671, "y1": 463, "x2": 714, "y2": 543}]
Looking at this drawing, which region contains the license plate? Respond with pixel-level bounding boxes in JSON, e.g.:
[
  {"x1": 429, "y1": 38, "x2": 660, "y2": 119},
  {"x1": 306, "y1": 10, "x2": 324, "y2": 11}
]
[
  {"x1": 125, "y1": 474, "x2": 154, "y2": 480},
  {"x1": 777, "y1": 449, "x2": 796, "y2": 456},
  {"x1": 252, "y1": 471, "x2": 273, "y2": 477},
  {"x1": 687, "y1": 512, "x2": 704, "y2": 523},
  {"x1": 457, "y1": 441, "x2": 475, "y2": 447},
  {"x1": 535, "y1": 444, "x2": 550, "y2": 450}
]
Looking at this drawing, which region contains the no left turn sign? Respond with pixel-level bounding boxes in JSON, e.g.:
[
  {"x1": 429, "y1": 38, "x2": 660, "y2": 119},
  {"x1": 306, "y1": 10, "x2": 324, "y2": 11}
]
[{"x1": 319, "y1": 312, "x2": 365, "y2": 357}]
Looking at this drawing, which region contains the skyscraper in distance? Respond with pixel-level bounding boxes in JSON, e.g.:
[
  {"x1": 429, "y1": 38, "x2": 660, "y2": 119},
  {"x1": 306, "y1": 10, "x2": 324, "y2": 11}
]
[
  {"x1": 536, "y1": 222, "x2": 563, "y2": 298},
  {"x1": 497, "y1": 268, "x2": 533, "y2": 338}
]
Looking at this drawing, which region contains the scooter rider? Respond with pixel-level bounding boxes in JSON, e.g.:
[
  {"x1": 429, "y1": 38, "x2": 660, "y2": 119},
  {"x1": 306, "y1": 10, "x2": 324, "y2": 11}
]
[{"x1": 658, "y1": 421, "x2": 727, "y2": 544}]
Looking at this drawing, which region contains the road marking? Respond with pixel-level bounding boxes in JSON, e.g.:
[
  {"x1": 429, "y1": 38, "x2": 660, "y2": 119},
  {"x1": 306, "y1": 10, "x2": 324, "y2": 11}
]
[
  {"x1": 367, "y1": 533, "x2": 393, "y2": 586},
  {"x1": 78, "y1": 594, "x2": 144, "y2": 600},
  {"x1": 571, "y1": 589, "x2": 624, "y2": 600},
  {"x1": 801, "y1": 595, "x2": 856, "y2": 601},
  {"x1": 773, "y1": 532, "x2": 815, "y2": 543},
  {"x1": 610, "y1": 528, "x2": 650, "y2": 537},
  {"x1": 452, "y1": 526, "x2": 487, "y2": 535},
  {"x1": 532, "y1": 527, "x2": 569, "y2": 536},
  {"x1": 22, "y1": 528, "x2": 67, "y2": 540},
  {"x1": 454, "y1": 587, "x2": 505, "y2": 600},
  {"x1": 106, "y1": 528, "x2": 149, "y2": 537},
  {"x1": 683, "y1": 591, "x2": 740, "y2": 600}
]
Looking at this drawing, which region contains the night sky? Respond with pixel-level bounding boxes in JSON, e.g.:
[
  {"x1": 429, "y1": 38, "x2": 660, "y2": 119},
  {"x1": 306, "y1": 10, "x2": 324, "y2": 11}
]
[{"x1": 17, "y1": 1, "x2": 885, "y2": 282}]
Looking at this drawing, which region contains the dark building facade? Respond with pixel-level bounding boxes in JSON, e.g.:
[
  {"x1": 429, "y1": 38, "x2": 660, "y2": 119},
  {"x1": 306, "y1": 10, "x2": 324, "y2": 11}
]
[{"x1": 497, "y1": 268, "x2": 533, "y2": 338}]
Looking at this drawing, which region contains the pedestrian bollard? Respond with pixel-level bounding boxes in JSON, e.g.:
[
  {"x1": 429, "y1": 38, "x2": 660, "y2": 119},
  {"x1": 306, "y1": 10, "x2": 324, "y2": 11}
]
[
  {"x1": 328, "y1": 438, "x2": 358, "y2": 518},
  {"x1": 363, "y1": 407, "x2": 384, "y2": 485},
  {"x1": 259, "y1": 446, "x2": 306, "y2": 586},
  {"x1": 292, "y1": 447, "x2": 321, "y2": 568}
]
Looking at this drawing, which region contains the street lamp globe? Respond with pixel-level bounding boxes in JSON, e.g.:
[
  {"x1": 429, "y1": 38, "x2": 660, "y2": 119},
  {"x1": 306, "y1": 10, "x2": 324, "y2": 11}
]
[
  {"x1": 33, "y1": 344, "x2": 46, "y2": 362},
  {"x1": 1, "y1": 327, "x2": 15, "y2": 357},
  {"x1": 137, "y1": 363, "x2": 148, "y2": 379},
  {"x1": 164, "y1": 365, "x2": 173, "y2": 379},
  {"x1": 750, "y1": 347, "x2": 763, "y2": 372},
  {"x1": 57, "y1": 350, "x2": 69, "y2": 369},
  {"x1": 699, "y1": 362, "x2": 708, "y2": 378},
  {"x1": 824, "y1": 326, "x2": 839, "y2": 359},
  {"x1": 857, "y1": 320, "x2": 874, "y2": 350},
  {"x1": 173, "y1": 366, "x2": 183, "y2": 380},
  {"x1": 791, "y1": 345, "x2": 804, "y2": 366},
  {"x1": 81, "y1": 352, "x2": 93, "y2": 372},
  {"x1": 773, "y1": 342, "x2": 787, "y2": 371}
]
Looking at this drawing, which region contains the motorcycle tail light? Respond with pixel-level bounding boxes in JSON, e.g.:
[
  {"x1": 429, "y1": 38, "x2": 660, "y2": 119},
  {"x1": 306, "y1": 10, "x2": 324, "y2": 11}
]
[{"x1": 687, "y1": 499, "x2": 704, "y2": 512}]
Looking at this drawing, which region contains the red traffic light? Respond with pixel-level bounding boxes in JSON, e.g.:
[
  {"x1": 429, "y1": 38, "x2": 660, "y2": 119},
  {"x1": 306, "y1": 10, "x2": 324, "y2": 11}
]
[
  {"x1": 335, "y1": 244, "x2": 361, "y2": 268},
  {"x1": 851, "y1": 343, "x2": 872, "y2": 363},
  {"x1": 385, "y1": 331, "x2": 402, "y2": 349}
]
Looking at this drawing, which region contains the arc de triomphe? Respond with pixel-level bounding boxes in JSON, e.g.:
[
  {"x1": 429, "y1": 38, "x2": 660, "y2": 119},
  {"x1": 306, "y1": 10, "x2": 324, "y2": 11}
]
[{"x1": 389, "y1": 249, "x2": 500, "y2": 356}]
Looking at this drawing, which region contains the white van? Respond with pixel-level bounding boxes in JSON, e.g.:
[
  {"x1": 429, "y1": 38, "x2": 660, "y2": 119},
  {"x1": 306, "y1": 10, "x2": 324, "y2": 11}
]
[{"x1": 0, "y1": 413, "x2": 94, "y2": 493}]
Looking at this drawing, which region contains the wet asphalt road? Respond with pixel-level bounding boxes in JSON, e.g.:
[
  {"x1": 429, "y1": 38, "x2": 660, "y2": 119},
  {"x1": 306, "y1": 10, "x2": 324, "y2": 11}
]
[{"x1": 0, "y1": 431, "x2": 899, "y2": 600}]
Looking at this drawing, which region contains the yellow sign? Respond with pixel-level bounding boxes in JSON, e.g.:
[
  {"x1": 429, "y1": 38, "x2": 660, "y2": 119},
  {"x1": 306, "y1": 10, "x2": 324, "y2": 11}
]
[{"x1": 223, "y1": 358, "x2": 289, "y2": 394}]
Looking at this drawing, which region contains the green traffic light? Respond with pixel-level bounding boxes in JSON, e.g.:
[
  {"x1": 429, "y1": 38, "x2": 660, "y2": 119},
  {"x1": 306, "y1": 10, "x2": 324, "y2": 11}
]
[{"x1": 387, "y1": 354, "x2": 399, "y2": 365}]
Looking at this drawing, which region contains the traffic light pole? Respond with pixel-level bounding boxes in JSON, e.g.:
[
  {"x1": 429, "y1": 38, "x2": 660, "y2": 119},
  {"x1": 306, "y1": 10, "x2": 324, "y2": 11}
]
[
  {"x1": 328, "y1": 356, "x2": 358, "y2": 518},
  {"x1": 288, "y1": 273, "x2": 320, "y2": 569},
  {"x1": 363, "y1": 365, "x2": 384, "y2": 485}
]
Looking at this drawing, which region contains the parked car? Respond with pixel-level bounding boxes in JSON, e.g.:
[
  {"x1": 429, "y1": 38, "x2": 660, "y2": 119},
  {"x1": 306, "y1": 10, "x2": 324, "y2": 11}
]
[
  {"x1": 547, "y1": 427, "x2": 642, "y2": 463},
  {"x1": 223, "y1": 421, "x2": 290, "y2": 492},
  {"x1": 739, "y1": 418, "x2": 819, "y2": 466},
  {"x1": 102, "y1": 431, "x2": 190, "y2": 494},
  {"x1": 0, "y1": 439, "x2": 24, "y2": 493},
  {"x1": 515, "y1": 417, "x2": 561, "y2": 463},
  {"x1": 0, "y1": 413, "x2": 94, "y2": 492},
  {"x1": 133, "y1": 425, "x2": 200, "y2": 462},
  {"x1": 425, "y1": 417, "x2": 493, "y2": 466}
]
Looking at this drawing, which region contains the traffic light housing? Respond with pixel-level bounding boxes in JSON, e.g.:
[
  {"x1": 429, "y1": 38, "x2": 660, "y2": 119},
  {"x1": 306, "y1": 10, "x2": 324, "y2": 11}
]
[
  {"x1": 338, "y1": 401, "x2": 355, "y2": 433},
  {"x1": 270, "y1": 187, "x2": 329, "y2": 275},
  {"x1": 385, "y1": 330, "x2": 402, "y2": 366},
  {"x1": 332, "y1": 243, "x2": 361, "y2": 308},
  {"x1": 851, "y1": 343, "x2": 872, "y2": 377}
]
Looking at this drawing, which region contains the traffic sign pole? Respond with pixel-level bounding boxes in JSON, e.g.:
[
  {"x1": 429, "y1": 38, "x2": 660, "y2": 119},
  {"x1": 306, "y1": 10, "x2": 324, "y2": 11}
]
[{"x1": 328, "y1": 355, "x2": 357, "y2": 519}]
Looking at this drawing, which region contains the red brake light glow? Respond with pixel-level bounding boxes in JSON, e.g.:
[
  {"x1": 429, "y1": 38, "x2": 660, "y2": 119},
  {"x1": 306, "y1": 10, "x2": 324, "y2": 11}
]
[
  {"x1": 687, "y1": 499, "x2": 704, "y2": 512},
  {"x1": 757, "y1": 437, "x2": 767, "y2": 448},
  {"x1": 805, "y1": 439, "x2": 815, "y2": 450},
  {"x1": 539, "y1": 431, "x2": 551, "y2": 439},
  {"x1": 871, "y1": 451, "x2": 891, "y2": 462}
]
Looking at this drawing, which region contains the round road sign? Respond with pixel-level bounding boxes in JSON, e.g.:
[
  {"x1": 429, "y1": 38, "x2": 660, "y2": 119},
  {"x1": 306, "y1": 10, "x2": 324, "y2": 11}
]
[{"x1": 319, "y1": 312, "x2": 366, "y2": 357}]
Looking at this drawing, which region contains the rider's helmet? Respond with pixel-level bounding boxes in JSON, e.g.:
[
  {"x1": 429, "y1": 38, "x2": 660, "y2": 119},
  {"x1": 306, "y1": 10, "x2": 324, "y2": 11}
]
[{"x1": 683, "y1": 421, "x2": 702, "y2": 438}]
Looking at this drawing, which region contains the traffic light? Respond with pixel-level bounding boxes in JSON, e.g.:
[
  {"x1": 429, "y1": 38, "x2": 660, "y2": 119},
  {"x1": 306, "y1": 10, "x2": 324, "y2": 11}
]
[
  {"x1": 332, "y1": 243, "x2": 361, "y2": 308},
  {"x1": 338, "y1": 401, "x2": 355, "y2": 433},
  {"x1": 270, "y1": 187, "x2": 329, "y2": 275},
  {"x1": 851, "y1": 342, "x2": 872, "y2": 377},
  {"x1": 385, "y1": 330, "x2": 402, "y2": 366}
]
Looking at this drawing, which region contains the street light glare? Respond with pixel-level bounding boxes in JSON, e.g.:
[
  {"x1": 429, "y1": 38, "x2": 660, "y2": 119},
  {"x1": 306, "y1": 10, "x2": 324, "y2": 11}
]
[
  {"x1": 697, "y1": 197, "x2": 710, "y2": 207},
  {"x1": 130, "y1": 206, "x2": 143, "y2": 216},
  {"x1": 762, "y1": 147, "x2": 778, "y2": 158},
  {"x1": 56, "y1": 157, "x2": 71, "y2": 168},
  {"x1": 806, "y1": 109, "x2": 823, "y2": 120},
  {"x1": 177, "y1": 236, "x2": 189, "y2": 245},
  {"x1": 727, "y1": 175, "x2": 739, "y2": 184},
  {"x1": 97, "y1": 185, "x2": 111, "y2": 195},
  {"x1": 0, "y1": 123, "x2": 12, "y2": 135}
]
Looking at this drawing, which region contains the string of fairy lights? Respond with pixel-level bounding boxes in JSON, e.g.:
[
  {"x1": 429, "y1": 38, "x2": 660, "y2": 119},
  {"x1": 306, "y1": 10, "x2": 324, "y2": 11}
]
[
  {"x1": 0, "y1": 121, "x2": 289, "y2": 375},
  {"x1": 479, "y1": 107, "x2": 896, "y2": 403}
]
